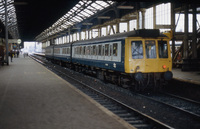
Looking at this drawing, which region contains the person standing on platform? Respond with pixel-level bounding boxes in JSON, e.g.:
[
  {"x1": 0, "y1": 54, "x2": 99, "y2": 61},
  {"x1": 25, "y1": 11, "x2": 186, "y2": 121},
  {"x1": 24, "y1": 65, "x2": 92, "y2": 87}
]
[
  {"x1": 23, "y1": 52, "x2": 26, "y2": 58},
  {"x1": 17, "y1": 50, "x2": 19, "y2": 58},
  {"x1": 9, "y1": 50, "x2": 13, "y2": 62}
]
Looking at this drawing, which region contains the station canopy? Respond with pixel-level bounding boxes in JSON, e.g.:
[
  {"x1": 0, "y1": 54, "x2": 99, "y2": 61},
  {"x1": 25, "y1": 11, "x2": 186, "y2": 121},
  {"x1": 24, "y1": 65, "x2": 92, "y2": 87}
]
[
  {"x1": 36, "y1": 0, "x2": 115, "y2": 41},
  {"x1": 0, "y1": 0, "x2": 19, "y2": 39}
]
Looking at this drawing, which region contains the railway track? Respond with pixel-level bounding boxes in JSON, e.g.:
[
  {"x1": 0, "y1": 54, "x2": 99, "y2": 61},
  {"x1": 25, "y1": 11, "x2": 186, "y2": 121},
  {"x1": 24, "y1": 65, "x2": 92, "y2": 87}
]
[
  {"x1": 30, "y1": 54, "x2": 172, "y2": 129},
  {"x1": 30, "y1": 54, "x2": 200, "y2": 128},
  {"x1": 139, "y1": 92, "x2": 200, "y2": 120}
]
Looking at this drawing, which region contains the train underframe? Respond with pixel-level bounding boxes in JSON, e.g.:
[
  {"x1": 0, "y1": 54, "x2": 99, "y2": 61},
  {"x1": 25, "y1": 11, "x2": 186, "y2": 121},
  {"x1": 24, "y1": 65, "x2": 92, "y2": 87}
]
[{"x1": 51, "y1": 59, "x2": 172, "y2": 91}]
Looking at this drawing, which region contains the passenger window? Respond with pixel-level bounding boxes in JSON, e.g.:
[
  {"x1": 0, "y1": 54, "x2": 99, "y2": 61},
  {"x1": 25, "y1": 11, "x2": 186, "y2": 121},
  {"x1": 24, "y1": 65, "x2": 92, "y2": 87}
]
[
  {"x1": 158, "y1": 41, "x2": 168, "y2": 58},
  {"x1": 98, "y1": 45, "x2": 102, "y2": 56},
  {"x1": 66, "y1": 48, "x2": 68, "y2": 54},
  {"x1": 131, "y1": 41, "x2": 143, "y2": 59},
  {"x1": 90, "y1": 46, "x2": 93, "y2": 55},
  {"x1": 80, "y1": 47, "x2": 82, "y2": 55},
  {"x1": 75, "y1": 48, "x2": 77, "y2": 55},
  {"x1": 68, "y1": 48, "x2": 70, "y2": 54},
  {"x1": 113, "y1": 43, "x2": 118, "y2": 56},
  {"x1": 78, "y1": 47, "x2": 80, "y2": 55},
  {"x1": 83, "y1": 46, "x2": 86, "y2": 55},
  {"x1": 102, "y1": 45, "x2": 105, "y2": 56},
  {"x1": 86, "y1": 46, "x2": 90, "y2": 55},
  {"x1": 110, "y1": 44, "x2": 112, "y2": 56},
  {"x1": 145, "y1": 40, "x2": 156, "y2": 59},
  {"x1": 62, "y1": 48, "x2": 66, "y2": 54},
  {"x1": 105, "y1": 44, "x2": 109, "y2": 56},
  {"x1": 93, "y1": 46, "x2": 96, "y2": 55}
]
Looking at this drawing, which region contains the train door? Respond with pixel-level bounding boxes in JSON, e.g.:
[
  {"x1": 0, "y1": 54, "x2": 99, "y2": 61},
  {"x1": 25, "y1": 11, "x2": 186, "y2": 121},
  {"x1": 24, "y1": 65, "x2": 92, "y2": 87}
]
[
  {"x1": 105, "y1": 44, "x2": 111, "y2": 61},
  {"x1": 112, "y1": 42, "x2": 121, "y2": 62}
]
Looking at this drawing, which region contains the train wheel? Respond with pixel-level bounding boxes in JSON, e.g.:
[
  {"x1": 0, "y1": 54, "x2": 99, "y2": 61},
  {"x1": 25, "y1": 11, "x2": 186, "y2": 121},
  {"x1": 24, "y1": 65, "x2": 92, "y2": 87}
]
[
  {"x1": 134, "y1": 81, "x2": 141, "y2": 91},
  {"x1": 119, "y1": 76, "x2": 130, "y2": 88},
  {"x1": 97, "y1": 71, "x2": 105, "y2": 81},
  {"x1": 59, "y1": 61, "x2": 62, "y2": 66},
  {"x1": 153, "y1": 80, "x2": 161, "y2": 91}
]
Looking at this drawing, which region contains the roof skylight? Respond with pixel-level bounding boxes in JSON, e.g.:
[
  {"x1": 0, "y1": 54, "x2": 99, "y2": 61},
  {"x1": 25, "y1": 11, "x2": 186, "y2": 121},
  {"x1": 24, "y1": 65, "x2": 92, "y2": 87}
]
[
  {"x1": 36, "y1": 0, "x2": 114, "y2": 41},
  {"x1": 0, "y1": 0, "x2": 19, "y2": 39}
]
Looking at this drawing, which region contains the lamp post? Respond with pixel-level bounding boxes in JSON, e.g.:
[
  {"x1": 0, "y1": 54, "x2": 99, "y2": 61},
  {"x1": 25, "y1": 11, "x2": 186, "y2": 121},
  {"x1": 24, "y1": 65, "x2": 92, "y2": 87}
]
[{"x1": 5, "y1": 0, "x2": 9, "y2": 65}]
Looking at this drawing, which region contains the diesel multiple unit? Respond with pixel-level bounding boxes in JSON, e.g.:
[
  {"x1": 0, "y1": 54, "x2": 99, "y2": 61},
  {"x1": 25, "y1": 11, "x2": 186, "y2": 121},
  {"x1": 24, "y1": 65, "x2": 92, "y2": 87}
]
[{"x1": 45, "y1": 29, "x2": 173, "y2": 91}]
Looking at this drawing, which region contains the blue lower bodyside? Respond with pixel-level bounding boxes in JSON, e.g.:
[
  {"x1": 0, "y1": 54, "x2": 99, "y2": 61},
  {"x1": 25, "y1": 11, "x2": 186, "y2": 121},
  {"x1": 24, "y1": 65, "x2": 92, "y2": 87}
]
[
  {"x1": 54, "y1": 56, "x2": 71, "y2": 62},
  {"x1": 72, "y1": 58, "x2": 124, "y2": 72}
]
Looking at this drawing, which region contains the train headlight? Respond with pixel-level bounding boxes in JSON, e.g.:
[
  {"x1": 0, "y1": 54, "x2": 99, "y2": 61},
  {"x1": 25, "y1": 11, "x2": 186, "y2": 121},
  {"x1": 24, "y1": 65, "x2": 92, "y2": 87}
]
[
  {"x1": 162, "y1": 65, "x2": 167, "y2": 69},
  {"x1": 135, "y1": 72, "x2": 143, "y2": 81},
  {"x1": 164, "y1": 71, "x2": 173, "y2": 80}
]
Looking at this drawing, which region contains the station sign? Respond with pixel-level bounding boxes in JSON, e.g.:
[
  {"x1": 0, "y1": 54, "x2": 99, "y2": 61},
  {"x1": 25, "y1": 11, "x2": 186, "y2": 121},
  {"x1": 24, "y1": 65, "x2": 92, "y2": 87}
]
[{"x1": 8, "y1": 39, "x2": 22, "y2": 44}]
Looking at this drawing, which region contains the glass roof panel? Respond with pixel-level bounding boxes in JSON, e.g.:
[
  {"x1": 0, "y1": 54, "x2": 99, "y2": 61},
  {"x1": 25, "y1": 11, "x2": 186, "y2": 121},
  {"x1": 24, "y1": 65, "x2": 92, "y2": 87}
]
[
  {"x1": 0, "y1": 0, "x2": 19, "y2": 39},
  {"x1": 90, "y1": 3, "x2": 103, "y2": 10},
  {"x1": 37, "y1": 0, "x2": 115, "y2": 41},
  {"x1": 84, "y1": 8, "x2": 94, "y2": 15}
]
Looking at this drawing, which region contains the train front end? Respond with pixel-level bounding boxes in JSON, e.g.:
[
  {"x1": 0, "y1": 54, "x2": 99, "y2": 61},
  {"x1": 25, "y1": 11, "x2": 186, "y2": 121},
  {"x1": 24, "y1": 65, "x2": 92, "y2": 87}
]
[{"x1": 124, "y1": 31, "x2": 173, "y2": 90}]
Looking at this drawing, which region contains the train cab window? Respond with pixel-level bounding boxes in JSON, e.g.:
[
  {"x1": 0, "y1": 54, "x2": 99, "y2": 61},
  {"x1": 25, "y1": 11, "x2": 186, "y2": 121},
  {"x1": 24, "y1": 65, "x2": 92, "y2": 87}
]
[
  {"x1": 131, "y1": 41, "x2": 143, "y2": 59},
  {"x1": 158, "y1": 41, "x2": 168, "y2": 58},
  {"x1": 145, "y1": 40, "x2": 156, "y2": 59},
  {"x1": 105, "y1": 44, "x2": 109, "y2": 56},
  {"x1": 113, "y1": 43, "x2": 118, "y2": 56}
]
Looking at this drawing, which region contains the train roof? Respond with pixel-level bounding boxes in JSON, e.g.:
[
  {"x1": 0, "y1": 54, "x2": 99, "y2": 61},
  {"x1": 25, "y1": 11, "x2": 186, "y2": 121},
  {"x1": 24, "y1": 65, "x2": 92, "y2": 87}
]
[
  {"x1": 73, "y1": 29, "x2": 168, "y2": 45},
  {"x1": 45, "y1": 29, "x2": 168, "y2": 48}
]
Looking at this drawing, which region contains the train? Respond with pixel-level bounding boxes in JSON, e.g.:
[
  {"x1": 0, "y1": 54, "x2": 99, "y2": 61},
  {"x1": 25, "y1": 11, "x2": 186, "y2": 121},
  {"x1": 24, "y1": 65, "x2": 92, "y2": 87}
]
[{"x1": 45, "y1": 29, "x2": 173, "y2": 91}]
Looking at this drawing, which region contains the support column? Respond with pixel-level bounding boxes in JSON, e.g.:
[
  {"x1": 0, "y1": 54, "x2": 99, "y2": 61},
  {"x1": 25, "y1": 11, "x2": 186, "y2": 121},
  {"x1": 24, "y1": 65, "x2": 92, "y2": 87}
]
[
  {"x1": 191, "y1": 4, "x2": 199, "y2": 71},
  {"x1": 5, "y1": 0, "x2": 9, "y2": 65},
  {"x1": 153, "y1": 5, "x2": 156, "y2": 29},
  {"x1": 98, "y1": 28, "x2": 101, "y2": 37},
  {"x1": 79, "y1": 32, "x2": 81, "y2": 41},
  {"x1": 127, "y1": 21, "x2": 130, "y2": 32},
  {"x1": 116, "y1": 23, "x2": 119, "y2": 33},
  {"x1": 68, "y1": 29, "x2": 71, "y2": 42},
  {"x1": 192, "y1": 4, "x2": 197, "y2": 59},
  {"x1": 50, "y1": 38, "x2": 53, "y2": 45},
  {"x1": 171, "y1": 2, "x2": 176, "y2": 65},
  {"x1": 183, "y1": 4, "x2": 188, "y2": 59},
  {"x1": 88, "y1": 30, "x2": 90, "y2": 39},
  {"x1": 141, "y1": 9, "x2": 146, "y2": 29},
  {"x1": 106, "y1": 26, "x2": 108, "y2": 36},
  {"x1": 136, "y1": 11, "x2": 139, "y2": 29},
  {"x1": 182, "y1": 4, "x2": 189, "y2": 71}
]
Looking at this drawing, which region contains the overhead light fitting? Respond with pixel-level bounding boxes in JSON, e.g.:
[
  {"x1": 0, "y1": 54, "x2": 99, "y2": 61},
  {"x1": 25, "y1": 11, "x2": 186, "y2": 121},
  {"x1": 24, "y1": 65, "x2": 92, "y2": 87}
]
[
  {"x1": 117, "y1": 6, "x2": 134, "y2": 9},
  {"x1": 97, "y1": 16, "x2": 110, "y2": 19},
  {"x1": 72, "y1": 27, "x2": 81, "y2": 30},
  {"x1": 82, "y1": 23, "x2": 93, "y2": 25}
]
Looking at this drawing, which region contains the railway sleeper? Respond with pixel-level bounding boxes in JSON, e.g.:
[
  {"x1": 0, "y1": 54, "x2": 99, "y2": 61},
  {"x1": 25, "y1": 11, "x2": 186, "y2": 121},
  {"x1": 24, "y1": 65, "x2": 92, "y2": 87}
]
[
  {"x1": 117, "y1": 113, "x2": 133, "y2": 118},
  {"x1": 133, "y1": 124, "x2": 151, "y2": 128},
  {"x1": 112, "y1": 110, "x2": 129, "y2": 114},
  {"x1": 123, "y1": 117, "x2": 142, "y2": 121}
]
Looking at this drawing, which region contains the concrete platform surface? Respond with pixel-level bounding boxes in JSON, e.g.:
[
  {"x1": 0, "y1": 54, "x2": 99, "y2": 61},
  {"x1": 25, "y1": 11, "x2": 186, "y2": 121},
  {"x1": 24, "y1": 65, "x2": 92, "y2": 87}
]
[
  {"x1": 0, "y1": 55, "x2": 134, "y2": 129},
  {"x1": 172, "y1": 68, "x2": 200, "y2": 85}
]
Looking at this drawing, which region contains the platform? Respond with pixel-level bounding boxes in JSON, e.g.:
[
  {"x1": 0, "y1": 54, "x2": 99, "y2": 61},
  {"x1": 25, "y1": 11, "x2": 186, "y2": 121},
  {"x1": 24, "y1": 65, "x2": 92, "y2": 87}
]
[
  {"x1": 0, "y1": 55, "x2": 133, "y2": 129},
  {"x1": 172, "y1": 68, "x2": 200, "y2": 85}
]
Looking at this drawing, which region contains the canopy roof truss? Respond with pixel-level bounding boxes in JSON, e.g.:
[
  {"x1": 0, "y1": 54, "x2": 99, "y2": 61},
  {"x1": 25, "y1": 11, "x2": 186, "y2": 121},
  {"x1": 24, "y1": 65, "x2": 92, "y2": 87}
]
[
  {"x1": 36, "y1": 0, "x2": 114, "y2": 41},
  {"x1": 0, "y1": 0, "x2": 19, "y2": 39}
]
